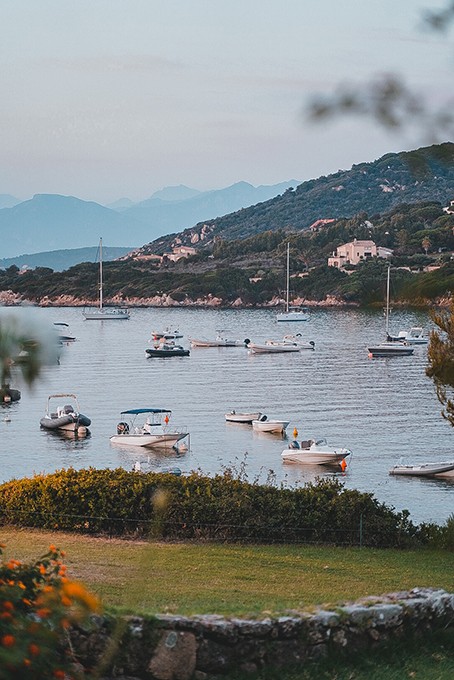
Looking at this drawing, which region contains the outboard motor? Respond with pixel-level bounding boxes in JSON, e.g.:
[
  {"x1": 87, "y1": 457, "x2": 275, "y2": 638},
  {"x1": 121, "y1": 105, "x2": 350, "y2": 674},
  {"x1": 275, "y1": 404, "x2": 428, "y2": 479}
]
[{"x1": 117, "y1": 421, "x2": 130, "y2": 434}]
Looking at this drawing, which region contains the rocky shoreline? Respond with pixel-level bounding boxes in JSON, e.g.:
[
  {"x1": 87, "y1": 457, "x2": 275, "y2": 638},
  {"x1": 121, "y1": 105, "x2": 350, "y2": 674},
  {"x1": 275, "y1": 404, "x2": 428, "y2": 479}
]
[
  {"x1": 0, "y1": 289, "x2": 389, "y2": 309},
  {"x1": 0, "y1": 288, "x2": 445, "y2": 309}
]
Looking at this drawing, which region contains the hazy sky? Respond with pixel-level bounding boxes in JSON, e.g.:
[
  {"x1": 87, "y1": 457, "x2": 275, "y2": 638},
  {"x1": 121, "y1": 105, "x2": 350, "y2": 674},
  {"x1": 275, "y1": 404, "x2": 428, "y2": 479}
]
[{"x1": 1, "y1": 1, "x2": 452, "y2": 203}]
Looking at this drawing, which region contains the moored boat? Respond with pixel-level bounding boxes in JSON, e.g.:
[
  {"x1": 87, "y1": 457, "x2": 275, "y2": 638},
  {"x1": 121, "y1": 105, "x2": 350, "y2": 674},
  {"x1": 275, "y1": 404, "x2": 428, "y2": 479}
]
[
  {"x1": 276, "y1": 243, "x2": 310, "y2": 322},
  {"x1": 252, "y1": 415, "x2": 289, "y2": 434},
  {"x1": 225, "y1": 410, "x2": 262, "y2": 423},
  {"x1": 367, "y1": 265, "x2": 414, "y2": 358},
  {"x1": 247, "y1": 340, "x2": 301, "y2": 354},
  {"x1": 387, "y1": 327, "x2": 428, "y2": 345},
  {"x1": 389, "y1": 460, "x2": 454, "y2": 477},
  {"x1": 110, "y1": 408, "x2": 189, "y2": 449},
  {"x1": 282, "y1": 438, "x2": 351, "y2": 466},
  {"x1": 145, "y1": 342, "x2": 190, "y2": 358},
  {"x1": 190, "y1": 330, "x2": 243, "y2": 348},
  {"x1": 40, "y1": 393, "x2": 91, "y2": 436},
  {"x1": 83, "y1": 238, "x2": 130, "y2": 320}
]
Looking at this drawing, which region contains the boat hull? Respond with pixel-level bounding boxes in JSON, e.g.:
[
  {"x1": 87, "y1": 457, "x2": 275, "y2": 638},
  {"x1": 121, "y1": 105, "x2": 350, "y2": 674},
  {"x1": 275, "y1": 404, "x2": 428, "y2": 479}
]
[
  {"x1": 40, "y1": 413, "x2": 91, "y2": 434},
  {"x1": 146, "y1": 347, "x2": 190, "y2": 357},
  {"x1": 110, "y1": 432, "x2": 187, "y2": 448},
  {"x1": 225, "y1": 411, "x2": 262, "y2": 423},
  {"x1": 248, "y1": 342, "x2": 300, "y2": 354},
  {"x1": 276, "y1": 311, "x2": 309, "y2": 322},
  {"x1": 282, "y1": 450, "x2": 350, "y2": 465},
  {"x1": 252, "y1": 419, "x2": 289, "y2": 433},
  {"x1": 389, "y1": 461, "x2": 454, "y2": 477},
  {"x1": 83, "y1": 309, "x2": 130, "y2": 320},
  {"x1": 368, "y1": 343, "x2": 414, "y2": 357}
]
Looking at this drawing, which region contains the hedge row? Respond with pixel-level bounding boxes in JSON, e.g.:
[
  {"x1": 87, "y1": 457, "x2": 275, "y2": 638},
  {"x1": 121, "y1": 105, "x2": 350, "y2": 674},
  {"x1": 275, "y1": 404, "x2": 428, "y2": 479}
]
[{"x1": 0, "y1": 467, "x2": 421, "y2": 548}]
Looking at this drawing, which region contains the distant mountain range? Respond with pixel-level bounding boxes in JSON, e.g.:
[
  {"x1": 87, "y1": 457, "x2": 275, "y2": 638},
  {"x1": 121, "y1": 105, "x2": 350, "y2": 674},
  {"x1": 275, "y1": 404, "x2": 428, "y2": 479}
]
[
  {"x1": 142, "y1": 142, "x2": 454, "y2": 254},
  {"x1": 0, "y1": 246, "x2": 133, "y2": 272},
  {"x1": 0, "y1": 181, "x2": 299, "y2": 259}
]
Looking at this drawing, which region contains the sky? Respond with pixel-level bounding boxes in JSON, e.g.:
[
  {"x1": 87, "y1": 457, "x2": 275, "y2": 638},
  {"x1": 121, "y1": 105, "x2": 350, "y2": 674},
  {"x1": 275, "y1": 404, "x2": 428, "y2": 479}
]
[{"x1": 1, "y1": 0, "x2": 452, "y2": 204}]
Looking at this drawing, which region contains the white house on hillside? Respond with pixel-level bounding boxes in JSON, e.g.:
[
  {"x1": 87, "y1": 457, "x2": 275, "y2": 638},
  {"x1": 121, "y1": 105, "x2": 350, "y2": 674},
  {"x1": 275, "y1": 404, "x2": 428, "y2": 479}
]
[{"x1": 328, "y1": 239, "x2": 393, "y2": 268}]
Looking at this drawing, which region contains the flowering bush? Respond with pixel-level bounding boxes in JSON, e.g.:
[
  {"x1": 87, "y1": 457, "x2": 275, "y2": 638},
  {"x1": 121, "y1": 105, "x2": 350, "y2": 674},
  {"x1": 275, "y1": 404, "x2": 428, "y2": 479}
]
[{"x1": 0, "y1": 543, "x2": 100, "y2": 679}]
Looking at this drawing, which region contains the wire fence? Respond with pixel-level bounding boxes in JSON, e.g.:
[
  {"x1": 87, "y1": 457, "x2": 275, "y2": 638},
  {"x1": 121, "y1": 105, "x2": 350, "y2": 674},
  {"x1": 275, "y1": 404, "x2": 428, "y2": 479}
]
[{"x1": 0, "y1": 510, "x2": 409, "y2": 548}]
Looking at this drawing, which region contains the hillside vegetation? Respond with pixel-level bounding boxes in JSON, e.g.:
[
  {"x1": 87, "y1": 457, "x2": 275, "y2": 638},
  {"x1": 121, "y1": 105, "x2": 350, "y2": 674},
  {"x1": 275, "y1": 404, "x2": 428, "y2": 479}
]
[
  {"x1": 2, "y1": 198, "x2": 454, "y2": 306},
  {"x1": 144, "y1": 142, "x2": 454, "y2": 253}
]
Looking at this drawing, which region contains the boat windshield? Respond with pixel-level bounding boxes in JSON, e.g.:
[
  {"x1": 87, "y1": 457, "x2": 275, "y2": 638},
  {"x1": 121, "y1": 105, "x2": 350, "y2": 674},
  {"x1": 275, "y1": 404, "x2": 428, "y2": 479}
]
[{"x1": 120, "y1": 408, "x2": 171, "y2": 415}]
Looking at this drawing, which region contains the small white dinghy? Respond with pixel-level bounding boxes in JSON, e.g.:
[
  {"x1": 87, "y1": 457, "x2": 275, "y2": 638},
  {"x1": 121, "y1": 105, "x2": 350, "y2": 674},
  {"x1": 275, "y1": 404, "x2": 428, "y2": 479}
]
[
  {"x1": 190, "y1": 330, "x2": 243, "y2": 348},
  {"x1": 281, "y1": 438, "x2": 351, "y2": 466},
  {"x1": 225, "y1": 410, "x2": 262, "y2": 424},
  {"x1": 389, "y1": 460, "x2": 454, "y2": 477},
  {"x1": 252, "y1": 415, "x2": 289, "y2": 434}
]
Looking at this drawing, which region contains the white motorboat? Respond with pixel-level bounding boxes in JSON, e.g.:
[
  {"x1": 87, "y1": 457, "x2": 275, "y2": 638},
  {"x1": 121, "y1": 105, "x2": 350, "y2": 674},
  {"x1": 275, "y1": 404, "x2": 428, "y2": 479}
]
[
  {"x1": 389, "y1": 460, "x2": 454, "y2": 477},
  {"x1": 110, "y1": 408, "x2": 189, "y2": 449},
  {"x1": 190, "y1": 330, "x2": 243, "y2": 347},
  {"x1": 40, "y1": 393, "x2": 91, "y2": 436},
  {"x1": 252, "y1": 415, "x2": 289, "y2": 434},
  {"x1": 53, "y1": 322, "x2": 76, "y2": 343},
  {"x1": 225, "y1": 410, "x2": 262, "y2": 423},
  {"x1": 367, "y1": 265, "x2": 414, "y2": 358},
  {"x1": 277, "y1": 243, "x2": 309, "y2": 322},
  {"x1": 281, "y1": 438, "x2": 351, "y2": 466},
  {"x1": 83, "y1": 238, "x2": 130, "y2": 320},
  {"x1": 247, "y1": 340, "x2": 301, "y2": 354},
  {"x1": 387, "y1": 327, "x2": 428, "y2": 345}
]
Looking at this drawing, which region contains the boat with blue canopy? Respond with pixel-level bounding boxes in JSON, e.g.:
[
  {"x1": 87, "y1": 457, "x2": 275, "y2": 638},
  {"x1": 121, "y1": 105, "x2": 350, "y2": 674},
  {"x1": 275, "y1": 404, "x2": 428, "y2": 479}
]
[{"x1": 109, "y1": 408, "x2": 189, "y2": 449}]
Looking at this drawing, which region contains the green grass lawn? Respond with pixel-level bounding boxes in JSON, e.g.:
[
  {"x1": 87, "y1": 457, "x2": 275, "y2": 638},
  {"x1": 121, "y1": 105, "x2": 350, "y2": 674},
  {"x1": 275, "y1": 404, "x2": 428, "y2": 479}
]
[{"x1": 1, "y1": 527, "x2": 453, "y2": 617}]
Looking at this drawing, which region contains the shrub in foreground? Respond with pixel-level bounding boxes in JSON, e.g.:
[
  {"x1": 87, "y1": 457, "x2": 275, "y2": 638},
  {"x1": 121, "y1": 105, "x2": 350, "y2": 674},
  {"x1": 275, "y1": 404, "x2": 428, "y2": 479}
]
[{"x1": 0, "y1": 468, "x2": 423, "y2": 548}]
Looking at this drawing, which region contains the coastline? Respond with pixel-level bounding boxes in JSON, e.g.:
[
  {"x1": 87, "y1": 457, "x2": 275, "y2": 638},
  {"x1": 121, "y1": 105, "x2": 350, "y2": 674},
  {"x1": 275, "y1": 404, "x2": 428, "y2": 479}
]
[{"x1": 1, "y1": 289, "x2": 441, "y2": 309}]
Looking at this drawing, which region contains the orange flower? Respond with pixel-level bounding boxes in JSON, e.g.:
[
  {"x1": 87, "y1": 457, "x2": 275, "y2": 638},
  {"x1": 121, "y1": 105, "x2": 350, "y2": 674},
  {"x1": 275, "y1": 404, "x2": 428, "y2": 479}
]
[
  {"x1": 61, "y1": 595, "x2": 72, "y2": 607},
  {"x1": 39, "y1": 564, "x2": 47, "y2": 575},
  {"x1": 2, "y1": 601, "x2": 14, "y2": 611},
  {"x1": 23, "y1": 659, "x2": 31, "y2": 668},
  {"x1": 1, "y1": 635, "x2": 15, "y2": 647},
  {"x1": 60, "y1": 550, "x2": 66, "y2": 557},
  {"x1": 0, "y1": 612, "x2": 12, "y2": 620},
  {"x1": 35, "y1": 607, "x2": 51, "y2": 618},
  {"x1": 53, "y1": 670, "x2": 65, "y2": 679},
  {"x1": 29, "y1": 643, "x2": 40, "y2": 657},
  {"x1": 49, "y1": 544, "x2": 57, "y2": 553}
]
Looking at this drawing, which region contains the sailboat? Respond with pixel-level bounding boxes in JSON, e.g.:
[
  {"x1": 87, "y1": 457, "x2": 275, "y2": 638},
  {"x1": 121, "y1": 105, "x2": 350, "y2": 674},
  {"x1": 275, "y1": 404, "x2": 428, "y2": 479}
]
[
  {"x1": 83, "y1": 238, "x2": 130, "y2": 320},
  {"x1": 276, "y1": 243, "x2": 309, "y2": 322},
  {"x1": 367, "y1": 265, "x2": 414, "y2": 357}
]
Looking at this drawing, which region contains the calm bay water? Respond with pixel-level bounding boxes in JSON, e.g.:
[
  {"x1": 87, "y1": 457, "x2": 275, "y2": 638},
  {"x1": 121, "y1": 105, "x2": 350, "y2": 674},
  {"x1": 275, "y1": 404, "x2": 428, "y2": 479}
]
[{"x1": 1, "y1": 305, "x2": 453, "y2": 526}]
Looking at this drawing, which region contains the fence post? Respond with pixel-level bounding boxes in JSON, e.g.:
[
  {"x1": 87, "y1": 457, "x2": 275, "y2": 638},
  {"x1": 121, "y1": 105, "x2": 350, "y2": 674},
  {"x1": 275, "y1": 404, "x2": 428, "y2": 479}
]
[{"x1": 359, "y1": 513, "x2": 363, "y2": 548}]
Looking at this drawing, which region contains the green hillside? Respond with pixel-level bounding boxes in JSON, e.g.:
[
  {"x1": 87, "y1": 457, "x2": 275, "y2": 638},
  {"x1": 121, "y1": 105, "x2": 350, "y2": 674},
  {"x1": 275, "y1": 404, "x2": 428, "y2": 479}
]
[{"x1": 142, "y1": 142, "x2": 454, "y2": 255}]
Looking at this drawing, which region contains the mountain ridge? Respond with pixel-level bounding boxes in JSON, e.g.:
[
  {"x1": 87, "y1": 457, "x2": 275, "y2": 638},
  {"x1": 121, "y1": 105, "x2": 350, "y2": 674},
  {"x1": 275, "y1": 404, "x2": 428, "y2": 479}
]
[
  {"x1": 0, "y1": 180, "x2": 299, "y2": 258},
  {"x1": 140, "y1": 142, "x2": 454, "y2": 255}
]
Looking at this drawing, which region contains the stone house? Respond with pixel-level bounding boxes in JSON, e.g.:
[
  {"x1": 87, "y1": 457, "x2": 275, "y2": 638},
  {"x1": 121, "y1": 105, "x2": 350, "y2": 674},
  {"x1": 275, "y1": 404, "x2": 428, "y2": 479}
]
[{"x1": 328, "y1": 239, "x2": 393, "y2": 268}]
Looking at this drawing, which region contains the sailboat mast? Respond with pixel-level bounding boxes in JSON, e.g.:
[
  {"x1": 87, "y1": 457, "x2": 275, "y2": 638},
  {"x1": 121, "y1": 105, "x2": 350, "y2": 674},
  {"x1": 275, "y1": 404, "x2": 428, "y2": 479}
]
[
  {"x1": 285, "y1": 243, "x2": 290, "y2": 313},
  {"x1": 385, "y1": 263, "x2": 390, "y2": 335},
  {"x1": 99, "y1": 238, "x2": 103, "y2": 310}
]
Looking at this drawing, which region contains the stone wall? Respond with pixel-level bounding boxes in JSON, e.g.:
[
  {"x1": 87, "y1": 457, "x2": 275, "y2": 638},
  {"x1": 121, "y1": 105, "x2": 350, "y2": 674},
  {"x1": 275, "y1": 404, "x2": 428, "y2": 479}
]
[{"x1": 69, "y1": 588, "x2": 454, "y2": 679}]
